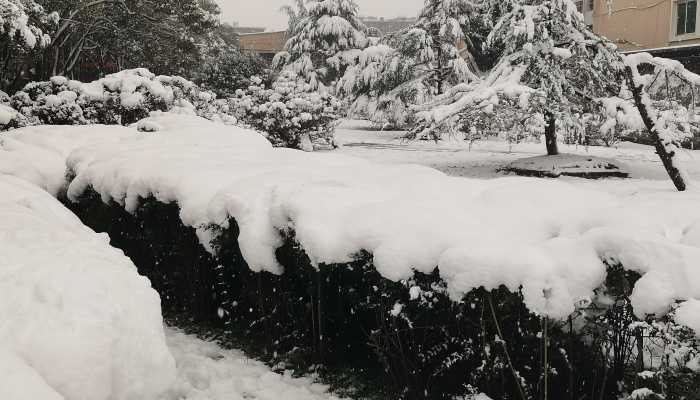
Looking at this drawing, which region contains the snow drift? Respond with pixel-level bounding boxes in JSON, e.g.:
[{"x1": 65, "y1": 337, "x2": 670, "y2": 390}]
[
  {"x1": 0, "y1": 175, "x2": 175, "y2": 400},
  {"x1": 2, "y1": 113, "x2": 700, "y2": 330}
]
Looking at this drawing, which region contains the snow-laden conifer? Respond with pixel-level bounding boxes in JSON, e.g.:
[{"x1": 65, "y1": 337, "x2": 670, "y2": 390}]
[{"x1": 274, "y1": 0, "x2": 369, "y2": 90}]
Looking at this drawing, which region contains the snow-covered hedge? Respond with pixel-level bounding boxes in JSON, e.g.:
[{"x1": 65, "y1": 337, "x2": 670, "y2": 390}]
[
  {"x1": 0, "y1": 175, "x2": 175, "y2": 400},
  {"x1": 2, "y1": 114, "x2": 699, "y2": 398},
  {"x1": 4, "y1": 69, "x2": 224, "y2": 129},
  {"x1": 229, "y1": 71, "x2": 340, "y2": 150}
]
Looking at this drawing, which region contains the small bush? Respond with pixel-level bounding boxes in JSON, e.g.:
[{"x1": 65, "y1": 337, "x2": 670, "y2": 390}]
[
  {"x1": 5, "y1": 69, "x2": 223, "y2": 129},
  {"x1": 229, "y1": 71, "x2": 341, "y2": 151}
]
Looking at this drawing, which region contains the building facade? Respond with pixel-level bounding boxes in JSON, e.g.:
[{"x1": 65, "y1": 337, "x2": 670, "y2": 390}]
[
  {"x1": 238, "y1": 31, "x2": 288, "y2": 63},
  {"x1": 591, "y1": 0, "x2": 700, "y2": 71},
  {"x1": 592, "y1": 0, "x2": 699, "y2": 50}
]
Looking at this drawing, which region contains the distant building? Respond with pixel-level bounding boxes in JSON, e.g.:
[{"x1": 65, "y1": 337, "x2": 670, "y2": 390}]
[
  {"x1": 360, "y1": 16, "x2": 416, "y2": 37},
  {"x1": 238, "y1": 31, "x2": 287, "y2": 63},
  {"x1": 592, "y1": 0, "x2": 700, "y2": 72}
]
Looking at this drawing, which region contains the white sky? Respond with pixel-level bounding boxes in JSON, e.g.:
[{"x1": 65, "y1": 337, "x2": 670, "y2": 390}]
[{"x1": 216, "y1": 0, "x2": 424, "y2": 30}]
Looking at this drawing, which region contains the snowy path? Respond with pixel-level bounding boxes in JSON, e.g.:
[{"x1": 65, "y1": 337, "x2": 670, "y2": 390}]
[{"x1": 161, "y1": 328, "x2": 344, "y2": 400}]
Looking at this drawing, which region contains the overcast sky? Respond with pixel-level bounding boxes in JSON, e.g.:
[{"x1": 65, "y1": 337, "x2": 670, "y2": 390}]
[{"x1": 216, "y1": 0, "x2": 424, "y2": 30}]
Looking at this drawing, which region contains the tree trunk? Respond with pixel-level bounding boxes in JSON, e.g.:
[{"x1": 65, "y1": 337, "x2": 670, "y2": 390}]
[
  {"x1": 624, "y1": 66, "x2": 687, "y2": 192},
  {"x1": 544, "y1": 111, "x2": 559, "y2": 156}
]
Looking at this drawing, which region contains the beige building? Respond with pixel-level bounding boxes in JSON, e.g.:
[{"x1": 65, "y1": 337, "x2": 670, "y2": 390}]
[
  {"x1": 593, "y1": 0, "x2": 699, "y2": 51},
  {"x1": 238, "y1": 31, "x2": 288, "y2": 63}
]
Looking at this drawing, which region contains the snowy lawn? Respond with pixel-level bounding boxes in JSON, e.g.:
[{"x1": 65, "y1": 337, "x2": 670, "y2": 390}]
[{"x1": 334, "y1": 119, "x2": 700, "y2": 183}]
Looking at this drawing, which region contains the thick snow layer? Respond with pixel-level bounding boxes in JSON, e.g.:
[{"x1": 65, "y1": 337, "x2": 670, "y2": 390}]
[
  {"x1": 0, "y1": 104, "x2": 17, "y2": 125},
  {"x1": 675, "y1": 299, "x2": 700, "y2": 337},
  {"x1": 4, "y1": 114, "x2": 700, "y2": 325},
  {"x1": 162, "y1": 328, "x2": 344, "y2": 400},
  {"x1": 0, "y1": 124, "x2": 135, "y2": 196},
  {"x1": 0, "y1": 176, "x2": 175, "y2": 400}
]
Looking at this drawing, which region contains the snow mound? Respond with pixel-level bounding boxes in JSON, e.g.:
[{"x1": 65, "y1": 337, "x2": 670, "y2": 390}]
[
  {"x1": 503, "y1": 154, "x2": 630, "y2": 179},
  {"x1": 0, "y1": 124, "x2": 135, "y2": 196},
  {"x1": 163, "y1": 328, "x2": 344, "y2": 400},
  {"x1": 0, "y1": 176, "x2": 175, "y2": 400},
  {"x1": 3, "y1": 114, "x2": 700, "y2": 326}
]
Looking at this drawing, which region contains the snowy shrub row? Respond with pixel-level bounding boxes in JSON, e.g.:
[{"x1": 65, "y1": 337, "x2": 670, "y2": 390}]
[
  {"x1": 0, "y1": 68, "x2": 229, "y2": 130},
  {"x1": 3, "y1": 115, "x2": 699, "y2": 399},
  {"x1": 1, "y1": 68, "x2": 341, "y2": 151},
  {"x1": 63, "y1": 190, "x2": 700, "y2": 400},
  {"x1": 229, "y1": 71, "x2": 340, "y2": 150}
]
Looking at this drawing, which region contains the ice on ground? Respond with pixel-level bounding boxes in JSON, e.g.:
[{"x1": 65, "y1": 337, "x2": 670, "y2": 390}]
[
  {"x1": 162, "y1": 328, "x2": 344, "y2": 400},
  {"x1": 4, "y1": 114, "x2": 700, "y2": 327},
  {"x1": 0, "y1": 175, "x2": 175, "y2": 400}
]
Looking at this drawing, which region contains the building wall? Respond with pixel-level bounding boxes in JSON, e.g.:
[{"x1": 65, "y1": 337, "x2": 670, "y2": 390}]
[
  {"x1": 238, "y1": 31, "x2": 287, "y2": 63},
  {"x1": 593, "y1": 0, "x2": 700, "y2": 51}
]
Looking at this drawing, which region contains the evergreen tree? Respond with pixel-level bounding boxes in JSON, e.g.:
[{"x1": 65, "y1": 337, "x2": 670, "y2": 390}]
[
  {"x1": 416, "y1": 0, "x2": 622, "y2": 153},
  {"x1": 274, "y1": 0, "x2": 369, "y2": 90},
  {"x1": 0, "y1": 0, "x2": 57, "y2": 92},
  {"x1": 338, "y1": 0, "x2": 484, "y2": 128}
]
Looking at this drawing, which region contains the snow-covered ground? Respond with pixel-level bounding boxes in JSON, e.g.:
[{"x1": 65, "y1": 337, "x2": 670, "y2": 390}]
[
  {"x1": 162, "y1": 328, "x2": 343, "y2": 400},
  {"x1": 0, "y1": 175, "x2": 175, "y2": 400},
  {"x1": 335, "y1": 119, "x2": 700, "y2": 184}
]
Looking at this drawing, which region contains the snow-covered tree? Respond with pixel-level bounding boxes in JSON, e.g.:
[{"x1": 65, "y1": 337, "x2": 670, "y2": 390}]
[
  {"x1": 338, "y1": 0, "x2": 486, "y2": 128},
  {"x1": 599, "y1": 54, "x2": 698, "y2": 191},
  {"x1": 414, "y1": 0, "x2": 693, "y2": 191},
  {"x1": 415, "y1": 0, "x2": 622, "y2": 153},
  {"x1": 274, "y1": 0, "x2": 369, "y2": 90},
  {"x1": 0, "y1": 0, "x2": 57, "y2": 92}
]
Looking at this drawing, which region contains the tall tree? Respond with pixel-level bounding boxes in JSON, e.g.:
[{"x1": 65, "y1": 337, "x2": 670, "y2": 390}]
[
  {"x1": 274, "y1": 0, "x2": 369, "y2": 89},
  {"x1": 0, "y1": 0, "x2": 57, "y2": 93},
  {"x1": 338, "y1": 0, "x2": 485, "y2": 128},
  {"x1": 416, "y1": 0, "x2": 622, "y2": 154}
]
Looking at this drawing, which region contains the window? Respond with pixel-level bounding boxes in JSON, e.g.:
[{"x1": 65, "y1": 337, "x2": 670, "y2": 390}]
[
  {"x1": 575, "y1": 0, "x2": 583, "y2": 12},
  {"x1": 677, "y1": 0, "x2": 697, "y2": 36}
]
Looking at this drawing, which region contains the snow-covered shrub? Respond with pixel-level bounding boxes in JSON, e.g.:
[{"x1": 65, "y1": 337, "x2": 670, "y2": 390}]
[
  {"x1": 6, "y1": 69, "x2": 222, "y2": 129},
  {"x1": 4, "y1": 115, "x2": 699, "y2": 399},
  {"x1": 0, "y1": 102, "x2": 29, "y2": 131},
  {"x1": 196, "y1": 49, "x2": 268, "y2": 99},
  {"x1": 229, "y1": 71, "x2": 340, "y2": 150}
]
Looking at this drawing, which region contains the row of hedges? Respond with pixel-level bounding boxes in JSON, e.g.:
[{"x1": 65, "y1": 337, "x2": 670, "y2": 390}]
[
  {"x1": 63, "y1": 188, "x2": 700, "y2": 400},
  {"x1": 0, "y1": 69, "x2": 342, "y2": 151}
]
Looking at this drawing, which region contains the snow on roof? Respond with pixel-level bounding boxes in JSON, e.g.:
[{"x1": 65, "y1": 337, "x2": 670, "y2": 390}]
[
  {"x1": 0, "y1": 175, "x2": 175, "y2": 400},
  {"x1": 3, "y1": 113, "x2": 700, "y2": 330}
]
